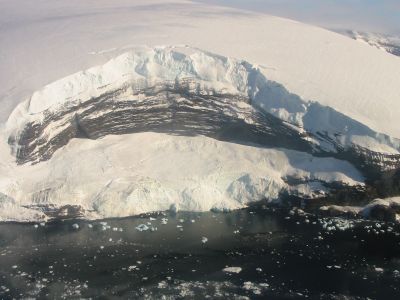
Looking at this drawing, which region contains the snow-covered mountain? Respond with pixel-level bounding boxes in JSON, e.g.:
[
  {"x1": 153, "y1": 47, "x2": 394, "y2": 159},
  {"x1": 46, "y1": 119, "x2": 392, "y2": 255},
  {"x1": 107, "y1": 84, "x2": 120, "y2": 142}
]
[
  {"x1": 0, "y1": 46, "x2": 399, "y2": 222},
  {"x1": 339, "y1": 30, "x2": 400, "y2": 57}
]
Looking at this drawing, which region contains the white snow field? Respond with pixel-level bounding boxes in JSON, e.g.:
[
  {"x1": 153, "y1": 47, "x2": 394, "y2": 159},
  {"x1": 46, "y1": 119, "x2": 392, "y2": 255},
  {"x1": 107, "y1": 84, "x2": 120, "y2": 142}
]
[{"x1": 0, "y1": 0, "x2": 398, "y2": 222}]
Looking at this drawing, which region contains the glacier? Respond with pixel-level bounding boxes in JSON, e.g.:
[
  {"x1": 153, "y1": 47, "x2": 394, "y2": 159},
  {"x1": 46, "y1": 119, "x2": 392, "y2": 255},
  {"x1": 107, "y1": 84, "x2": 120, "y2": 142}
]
[{"x1": 0, "y1": 132, "x2": 364, "y2": 222}]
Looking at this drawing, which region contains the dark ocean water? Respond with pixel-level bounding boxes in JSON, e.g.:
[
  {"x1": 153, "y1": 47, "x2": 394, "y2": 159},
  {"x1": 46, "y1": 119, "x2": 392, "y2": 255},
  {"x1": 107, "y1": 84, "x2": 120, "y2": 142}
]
[{"x1": 0, "y1": 207, "x2": 399, "y2": 299}]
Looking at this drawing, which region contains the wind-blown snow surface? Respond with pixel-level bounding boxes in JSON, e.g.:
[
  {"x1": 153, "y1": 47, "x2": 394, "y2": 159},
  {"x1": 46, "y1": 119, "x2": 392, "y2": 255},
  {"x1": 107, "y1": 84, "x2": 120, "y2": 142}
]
[{"x1": 0, "y1": 132, "x2": 363, "y2": 222}]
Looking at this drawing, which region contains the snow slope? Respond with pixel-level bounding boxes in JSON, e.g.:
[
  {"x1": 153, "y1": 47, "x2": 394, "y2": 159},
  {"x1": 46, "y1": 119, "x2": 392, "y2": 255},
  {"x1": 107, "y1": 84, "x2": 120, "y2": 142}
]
[
  {"x1": 0, "y1": 132, "x2": 364, "y2": 222},
  {"x1": 1, "y1": 0, "x2": 400, "y2": 139}
]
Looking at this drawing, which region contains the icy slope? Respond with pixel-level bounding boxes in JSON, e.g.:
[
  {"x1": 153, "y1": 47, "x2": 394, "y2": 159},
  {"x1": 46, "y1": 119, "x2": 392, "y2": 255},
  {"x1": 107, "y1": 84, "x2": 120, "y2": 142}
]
[
  {"x1": 0, "y1": 132, "x2": 364, "y2": 222},
  {"x1": 6, "y1": 47, "x2": 400, "y2": 167}
]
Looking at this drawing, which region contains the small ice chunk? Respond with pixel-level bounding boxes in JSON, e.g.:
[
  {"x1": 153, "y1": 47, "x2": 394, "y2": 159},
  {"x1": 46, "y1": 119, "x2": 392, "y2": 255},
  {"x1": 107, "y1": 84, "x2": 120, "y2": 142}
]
[
  {"x1": 223, "y1": 266, "x2": 242, "y2": 273},
  {"x1": 34, "y1": 224, "x2": 39, "y2": 228},
  {"x1": 256, "y1": 267, "x2": 262, "y2": 272},
  {"x1": 136, "y1": 224, "x2": 149, "y2": 232},
  {"x1": 72, "y1": 223, "x2": 79, "y2": 230},
  {"x1": 161, "y1": 218, "x2": 168, "y2": 225},
  {"x1": 242, "y1": 281, "x2": 261, "y2": 295},
  {"x1": 201, "y1": 237, "x2": 208, "y2": 244},
  {"x1": 334, "y1": 265, "x2": 341, "y2": 269},
  {"x1": 375, "y1": 267, "x2": 384, "y2": 272},
  {"x1": 88, "y1": 224, "x2": 93, "y2": 228},
  {"x1": 128, "y1": 265, "x2": 138, "y2": 271}
]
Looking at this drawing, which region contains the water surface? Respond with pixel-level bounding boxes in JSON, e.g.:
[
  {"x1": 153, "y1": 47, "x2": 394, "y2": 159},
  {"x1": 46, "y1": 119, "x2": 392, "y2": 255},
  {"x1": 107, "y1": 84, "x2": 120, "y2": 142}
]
[{"x1": 0, "y1": 207, "x2": 399, "y2": 299}]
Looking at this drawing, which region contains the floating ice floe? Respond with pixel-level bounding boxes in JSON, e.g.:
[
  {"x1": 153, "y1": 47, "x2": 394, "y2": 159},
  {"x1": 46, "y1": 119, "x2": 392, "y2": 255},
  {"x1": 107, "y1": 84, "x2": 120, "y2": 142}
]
[
  {"x1": 135, "y1": 224, "x2": 149, "y2": 232},
  {"x1": 242, "y1": 281, "x2": 262, "y2": 295},
  {"x1": 223, "y1": 267, "x2": 242, "y2": 273},
  {"x1": 128, "y1": 265, "x2": 139, "y2": 271}
]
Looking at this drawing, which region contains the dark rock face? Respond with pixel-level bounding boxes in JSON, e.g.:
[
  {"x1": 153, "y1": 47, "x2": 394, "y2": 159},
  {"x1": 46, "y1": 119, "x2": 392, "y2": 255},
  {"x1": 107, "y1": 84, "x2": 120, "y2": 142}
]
[
  {"x1": 22, "y1": 204, "x2": 87, "y2": 220},
  {"x1": 8, "y1": 81, "x2": 312, "y2": 165},
  {"x1": 368, "y1": 204, "x2": 397, "y2": 222}
]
